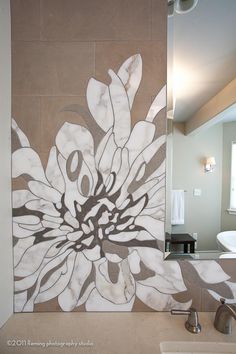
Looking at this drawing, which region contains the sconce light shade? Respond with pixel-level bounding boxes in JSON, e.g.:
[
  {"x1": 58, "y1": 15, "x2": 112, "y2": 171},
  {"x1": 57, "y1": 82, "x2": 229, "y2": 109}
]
[
  {"x1": 175, "y1": 0, "x2": 199, "y2": 14},
  {"x1": 205, "y1": 156, "x2": 216, "y2": 172},
  {"x1": 168, "y1": 0, "x2": 198, "y2": 17}
]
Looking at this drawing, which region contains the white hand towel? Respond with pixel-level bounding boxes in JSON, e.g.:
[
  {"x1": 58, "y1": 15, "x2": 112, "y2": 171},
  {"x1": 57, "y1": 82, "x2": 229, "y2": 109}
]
[{"x1": 171, "y1": 190, "x2": 185, "y2": 225}]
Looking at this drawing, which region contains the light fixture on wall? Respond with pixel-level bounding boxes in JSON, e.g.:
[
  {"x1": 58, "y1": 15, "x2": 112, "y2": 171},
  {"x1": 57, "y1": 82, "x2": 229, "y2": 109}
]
[
  {"x1": 204, "y1": 157, "x2": 216, "y2": 173},
  {"x1": 168, "y1": 0, "x2": 198, "y2": 16}
]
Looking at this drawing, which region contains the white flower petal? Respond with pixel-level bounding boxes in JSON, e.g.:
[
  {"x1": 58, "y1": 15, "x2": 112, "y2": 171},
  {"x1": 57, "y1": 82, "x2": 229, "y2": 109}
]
[
  {"x1": 57, "y1": 154, "x2": 86, "y2": 217},
  {"x1": 135, "y1": 215, "x2": 164, "y2": 241},
  {"x1": 121, "y1": 195, "x2": 147, "y2": 219},
  {"x1": 13, "y1": 215, "x2": 40, "y2": 225},
  {"x1": 77, "y1": 161, "x2": 94, "y2": 196},
  {"x1": 67, "y1": 231, "x2": 83, "y2": 242},
  {"x1": 64, "y1": 211, "x2": 80, "y2": 229},
  {"x1": 117, "y1": 54, "x2": 142, "y2": 108},
  {"x1": 136, "y1": 230, "x2": 156, "y2": 241},
  {"x1": 145, "y1": 85, "x2": 166, "y2": 122},
  {"x1": 132, "y1": 247, "x2": 187, "y2": 294},
  {"x1": 55, "y1": 122, "x2": 97, "y2": 187},
  {"x1": 128, "y1": 250, "x2": 141, "y2": 274},
  {"x1": 13, "y1": 223, "x2": 43, "y2": 238},
  {"x1": 13, "y1": 190, "x2": 38, "y2": 208},
  {"x1": 86, "y1": 78, "x2": 113, "y2": 132},
  {"x1": 40, "y1": 262, "x2": 68, "y2": 293},
  {"x1": 131, "y1": 179, "x2": 159, "y2": 202},
  {"x1": 14, "y1": 291, "x2": 28, "y2": 312},
  {"x1": 14, "y1": 236, "x2": 35, "y2": 267},
  {"x1": 95, "y1": 128, "x2": 112, "y2": 168},
  {"x1": 110, "y1": 147, "x2": 122, "y2": 175},
  {"x1": 15, "y1": 257, "x2": 49, "y2": 292},
  {"x1": 82, "y1": 245, "x2": 101, "y2": 261},
  {"x1": 189, "y1": 261, "x2": 230, "y2": 284},
  {"x1": 110, "y1": 147, "x2": 130, "y2": 194},
  {"x1": 42, "y1": 220, "x2": 61, "y2": 229},
  {"x1": 146, "y1": 188, "x2": 165, "y2": 210},
  {"x1": 35, "y1": 251, "x2": 76, "y2": 304},
  {"x1": 105, "y1": 253, "x2": 123, "y2": 263},
  {"x1": 117, "y1": 135, "x2": 165, "y2": 205},
  {"x1": 85, "y1": 288, "x2": 135, "y2": 311},
  {"x1": 136, "y1": 283, "x2": 191, "y2": 311},
  {"x1": 28, "y1": 180, "x2": 62, "y2": 204},
  {"x1": 18, "y1": 223, "x2": 42, "y2": 231},
  {"x1": 12, "y1": 147, "x2": 49, "y2": 185},
  {"x1": 24, "y1": 248, "x2": 73, "y2": 310},
  {"x1": 14, "y1": 238, "x2": 65, "y2": 277},
  {"x1": 139, "y1": 273, "x2": 186, "y2": 295},
  {"x1": 76, "y1": 282, "x2": 95, "y2": 307},
  {"x1": 108, "y1": 69, "x2": 131, "y2": 147},
  {"x1": 25, "y1": 199, "x2": 60, "y2": 217},
  {"x1": 95, "y1": 259, "x2": 135, "y2": 304},
  {"x1": 125, "y1": 121, "x2": 155, "y2": 164},
  {"x1": 108, "y1": 231, "x2": 138, "y2": 242},
  {"x1": 98, "y1": 133, "x2": 117, "y2": 181},
  {"x1": 58, "y1": 252, "x2": 92, "y2": 311},
  {"x1": 46, "y1": 146, "x2": 65, "y2": 194},
  {"x1": 43, "y1": 214, "x2": 63, "y2": 224},
  {"x1": 12, "y1": 119, "x2": 30, "y2": 148},
  {"x1": 208, "y1": 281, "x2": 236, "y2": 304},
  {"x1": 43, "y1": 229, "x2": 66, "y2": 238},
  {"x1": 56, "y1": 122, "x2": 93, "y2": 160}
]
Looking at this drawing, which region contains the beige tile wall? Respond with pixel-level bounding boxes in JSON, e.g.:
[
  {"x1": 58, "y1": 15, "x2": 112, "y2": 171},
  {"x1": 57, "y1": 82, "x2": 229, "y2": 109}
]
[
  {"x1": 11, "y1": 0, "x2": 236, "y2": 312},
  {"x1": 11, "y1": 0, "x2": 166, "y2": 312},
  {"x1": 11, "y1": 0, "x2": 166, "y2": 162}
]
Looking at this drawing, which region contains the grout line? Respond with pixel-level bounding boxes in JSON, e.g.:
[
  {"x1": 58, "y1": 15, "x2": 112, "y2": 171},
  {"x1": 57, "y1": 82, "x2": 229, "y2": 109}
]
[
  {"x1": 150, "y1": 0, "x2": 153, "y2": 41},
  {"x1": 11, "y1": 38, "x2": 154, "y2": 44},
  {"x1": 93, "y1": 42, "x2": 96, "y2": 77},
  {"x1": 39, "y1": 0, "x2": 42, "y2": 41},
  {"x1": 12, "y1": 94, "x2": 87, "y2": 98}
]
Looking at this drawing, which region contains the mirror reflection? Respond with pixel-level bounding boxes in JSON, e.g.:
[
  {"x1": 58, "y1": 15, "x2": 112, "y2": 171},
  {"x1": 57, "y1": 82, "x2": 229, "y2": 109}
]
[{"x1": 165, "y1": 0, "x2": 236, "y2": 259}]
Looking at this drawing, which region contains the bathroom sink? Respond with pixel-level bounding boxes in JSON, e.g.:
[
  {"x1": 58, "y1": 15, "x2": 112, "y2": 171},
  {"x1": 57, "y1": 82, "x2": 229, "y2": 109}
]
[{"x1": 160, "y1": 341, "x2": 236, "y2": 354}]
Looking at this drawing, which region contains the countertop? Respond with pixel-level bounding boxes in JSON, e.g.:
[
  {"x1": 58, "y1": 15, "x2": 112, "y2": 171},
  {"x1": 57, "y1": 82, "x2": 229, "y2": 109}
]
[{"x1": 0, "y1": 312, "x2": 235, "y2": 354}]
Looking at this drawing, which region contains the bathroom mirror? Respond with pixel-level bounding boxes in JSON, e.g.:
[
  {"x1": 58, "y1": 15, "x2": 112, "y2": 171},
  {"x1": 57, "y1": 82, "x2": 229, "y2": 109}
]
[{"x1": 165, "y1": 0, "x2": 236, "y2": 259}]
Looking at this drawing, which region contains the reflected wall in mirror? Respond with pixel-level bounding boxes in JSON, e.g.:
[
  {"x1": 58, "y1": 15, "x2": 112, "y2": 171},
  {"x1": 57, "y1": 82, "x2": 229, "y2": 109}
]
[{"x1": 165, "y1": 0, "x2": 236, "y2": 259}]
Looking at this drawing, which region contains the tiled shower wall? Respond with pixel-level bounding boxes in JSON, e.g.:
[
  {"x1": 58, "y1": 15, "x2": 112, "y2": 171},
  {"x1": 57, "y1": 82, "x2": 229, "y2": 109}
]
[
  {"x1": 11, "y1": 0, "x2": 166, "y2": 169},
  {"x1": 11, "y1": 0, "x2": 236, "y2": 312}
]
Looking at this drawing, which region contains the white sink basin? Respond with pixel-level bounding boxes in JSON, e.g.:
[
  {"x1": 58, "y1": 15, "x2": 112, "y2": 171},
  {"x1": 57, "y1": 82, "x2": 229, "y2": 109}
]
[{"x1": 160, "y1": 341, "x2": 236, "y2": 354}]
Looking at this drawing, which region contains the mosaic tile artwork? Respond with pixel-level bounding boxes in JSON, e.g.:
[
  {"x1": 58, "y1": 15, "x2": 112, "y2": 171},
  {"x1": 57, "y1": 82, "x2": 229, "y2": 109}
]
[{"x1": 12, "y1": 55, "x2": 235, "y2": 312}]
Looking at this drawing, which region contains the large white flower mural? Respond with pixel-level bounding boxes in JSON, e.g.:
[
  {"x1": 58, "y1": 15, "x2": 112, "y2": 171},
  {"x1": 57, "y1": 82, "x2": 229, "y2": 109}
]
[{"x1": 12, "y1": 54, "x2": 234, "y2": 312}]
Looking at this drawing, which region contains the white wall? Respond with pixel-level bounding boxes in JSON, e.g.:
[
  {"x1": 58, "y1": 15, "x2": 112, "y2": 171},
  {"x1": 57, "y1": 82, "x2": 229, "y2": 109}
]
[
  {"x1": 171, "y1": 123, "x2": 223, "y2": 251},
  {"x1": 221, "y1": 122, "x2": 236, "y2": 230},
  {"x1": 0, "y1": 0, "x2": 13, "y2": 328}
]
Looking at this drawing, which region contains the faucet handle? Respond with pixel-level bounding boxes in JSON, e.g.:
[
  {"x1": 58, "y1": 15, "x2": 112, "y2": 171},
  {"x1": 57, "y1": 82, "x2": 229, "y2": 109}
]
[{"x1": 171, "y1": 307, "x2": 201, "y2": 334}]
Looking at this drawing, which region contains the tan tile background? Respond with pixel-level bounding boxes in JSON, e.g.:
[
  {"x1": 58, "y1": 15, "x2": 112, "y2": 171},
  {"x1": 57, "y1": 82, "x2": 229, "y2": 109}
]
[{"x1": 11, "y1": 0, "x2": 236, "y2": 312}]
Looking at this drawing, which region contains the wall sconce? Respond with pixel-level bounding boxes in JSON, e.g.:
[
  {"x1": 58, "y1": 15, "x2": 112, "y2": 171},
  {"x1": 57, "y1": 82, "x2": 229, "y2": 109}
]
[
  {"x1": 168, "y1": 0, "x2": 199, "y2": 16},
  {"x1": 204, "y1": 157, "x2": 216, "y2": 173}
]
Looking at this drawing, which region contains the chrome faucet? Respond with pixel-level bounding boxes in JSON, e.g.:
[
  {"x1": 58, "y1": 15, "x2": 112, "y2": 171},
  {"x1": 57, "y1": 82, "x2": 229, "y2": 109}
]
[
  {"x1": 214, "y1": 298, "x2": 236, "y2": 334},
  {"x1": 171, "y1": 308, "x2": 201, "y2": 334}
]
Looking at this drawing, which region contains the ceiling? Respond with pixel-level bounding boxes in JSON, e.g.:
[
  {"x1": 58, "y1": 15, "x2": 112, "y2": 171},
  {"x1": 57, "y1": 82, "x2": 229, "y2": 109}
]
[{"x1": 168, "y1": 0, "x2": 236, "y2": 123}]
